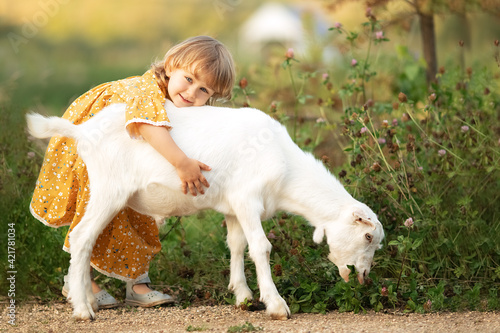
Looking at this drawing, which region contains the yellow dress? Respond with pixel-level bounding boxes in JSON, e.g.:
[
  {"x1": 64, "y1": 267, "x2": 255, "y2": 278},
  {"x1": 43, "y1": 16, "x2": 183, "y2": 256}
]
[{"x1": 30, "y1": 69, "x2": 170, "y2": 281}]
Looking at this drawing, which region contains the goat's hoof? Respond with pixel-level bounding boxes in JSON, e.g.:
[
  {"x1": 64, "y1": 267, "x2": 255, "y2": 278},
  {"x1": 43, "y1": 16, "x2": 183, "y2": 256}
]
[
  {"x1": 266, "y1": 297, "x2": 291, "y2": 320},
  {"x1": 72, "y1": 304, "x2": 96, "y2": 321},
  {"x1": 270, "y1": 312, "x2": 290, "y2": 320},
  {"x1": 73, "y1": 313, "x2": 95, "y2": 321}
]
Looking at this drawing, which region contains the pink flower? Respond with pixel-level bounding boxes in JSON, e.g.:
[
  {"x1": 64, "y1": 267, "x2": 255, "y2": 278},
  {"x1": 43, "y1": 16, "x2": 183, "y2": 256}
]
[
  {"x1": 424, "y1": 299, "x2": 432, "y2": 311},
  {"x1": 378, "y1": 138, "x2": 386, "y2": 144},
  {"x1": 461, "y1": 125, "x2": 469, "y2": 133},
  {"x1": 334, "y1": 22, "x2": 342, "y2": 29},
  {"x1": 267, "y1": 230, "x2": 277, "y2": 239},
  {"x1": 360, "y1": 127, "x2": 368, "y2": 134},
  {"x1": 351, "y1": 59, "x2": 358, "y2": 66},
  {"x1": 322, "y1": 73, "x2": 329, "y2": 80},
  {"x1": 392, "y1": 118, "x2": 399, "y2": 126},
  {"x1": 404, "y1": 217, "x2": 414, "y2": 228},
  {"x1": 269, "y1": 101, "x2": 277, "y2": 113},
  {"x1": 375, "y1": 31, "x2": 384, "y2": 40},
  {"x1": 438, "y1": 149, "x2": 446, "y2": 157},
  {"x1": 285, "y1": 48, "x2": 294, "y2": 59},
  {"x1": 381, "y1": 286, "x2": 388, "y2": 296}
]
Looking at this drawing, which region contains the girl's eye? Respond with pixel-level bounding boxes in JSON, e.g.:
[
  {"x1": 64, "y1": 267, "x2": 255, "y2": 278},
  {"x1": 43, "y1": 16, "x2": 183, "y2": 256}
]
[
  {"x1": 185, "y1": 76, "x2": 193, "y2": 83},
  {"x1": 200, "y1": 87, "x2": 209, "y2": 94}
]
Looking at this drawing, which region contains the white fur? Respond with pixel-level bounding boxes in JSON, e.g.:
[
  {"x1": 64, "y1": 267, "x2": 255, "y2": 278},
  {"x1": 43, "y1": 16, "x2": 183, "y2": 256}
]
[{"x1": 26, "y1": 100, "x2": 384, "y2": 320}]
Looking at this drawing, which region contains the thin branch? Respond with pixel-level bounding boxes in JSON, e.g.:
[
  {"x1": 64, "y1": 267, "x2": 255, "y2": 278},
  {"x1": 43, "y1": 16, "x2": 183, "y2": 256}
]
[{"x1": 160, "y1": 216, "x2": 182, "y2": 242}]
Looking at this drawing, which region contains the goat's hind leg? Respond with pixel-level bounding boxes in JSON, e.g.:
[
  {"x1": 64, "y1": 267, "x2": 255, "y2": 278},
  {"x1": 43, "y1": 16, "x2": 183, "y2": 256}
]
[
  {"x1": 67, "y1": 185, "x2": 127, "y2": 321},
  {"x1": 226, "y1": 215, "x2": 253, "y2": 306}
]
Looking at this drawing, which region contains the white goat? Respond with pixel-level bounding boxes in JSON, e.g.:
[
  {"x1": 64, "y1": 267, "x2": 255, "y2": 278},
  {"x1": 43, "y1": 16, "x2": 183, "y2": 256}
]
[{"x1": 27, "y1": 100, "x2": 384, "y2": 321}]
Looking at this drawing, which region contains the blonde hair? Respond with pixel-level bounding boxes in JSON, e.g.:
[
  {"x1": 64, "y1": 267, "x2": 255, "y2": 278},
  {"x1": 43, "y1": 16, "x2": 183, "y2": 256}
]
[{"x1": 152, "y1": 36, "x2": 236, "y2": 104}]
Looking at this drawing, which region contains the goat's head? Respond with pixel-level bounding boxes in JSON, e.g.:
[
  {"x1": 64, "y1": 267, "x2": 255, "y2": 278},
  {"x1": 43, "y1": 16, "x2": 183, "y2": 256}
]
[{"x1": 313, "y1": 202, "x2": 384, "y2": 284}]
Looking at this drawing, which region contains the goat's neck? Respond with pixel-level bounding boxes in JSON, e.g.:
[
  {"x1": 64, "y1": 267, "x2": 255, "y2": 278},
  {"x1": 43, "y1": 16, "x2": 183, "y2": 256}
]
[{"x1": 279, "y1": 149, "x2": 354, "y2": 228}]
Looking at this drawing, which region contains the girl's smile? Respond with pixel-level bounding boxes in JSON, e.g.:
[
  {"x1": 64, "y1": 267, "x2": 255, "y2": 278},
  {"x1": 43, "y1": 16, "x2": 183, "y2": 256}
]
[{"x1": 179, "y1": 94, "x2": 191, "y2": 104}]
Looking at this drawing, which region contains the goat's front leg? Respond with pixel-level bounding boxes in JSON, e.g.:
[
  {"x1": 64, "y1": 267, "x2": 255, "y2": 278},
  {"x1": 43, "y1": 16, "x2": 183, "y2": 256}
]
[
  {"x1": 236, "y1": 211, "x2": 290, "y2": 320},
  {"x1": 67, "y1": 185, "x2": 126, "y2": 320},
  {"x1": 225, "y1": 215, "x2": 253, "y2": 305}
]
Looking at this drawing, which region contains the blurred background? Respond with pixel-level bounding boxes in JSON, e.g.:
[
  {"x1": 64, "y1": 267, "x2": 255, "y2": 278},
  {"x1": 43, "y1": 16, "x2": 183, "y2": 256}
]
[{"x1": 1, "y1": 0, "x2": 499, "y2": 114}]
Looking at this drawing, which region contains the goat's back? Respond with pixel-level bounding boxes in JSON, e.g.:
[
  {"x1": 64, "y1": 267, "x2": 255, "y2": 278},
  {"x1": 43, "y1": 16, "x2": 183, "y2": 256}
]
[
  {"x1": 168, "y1": 104, "x2": 289, "y2": 163},
  {"x1": 78, "y1": 103, "x2": 292, "y2": 217}
]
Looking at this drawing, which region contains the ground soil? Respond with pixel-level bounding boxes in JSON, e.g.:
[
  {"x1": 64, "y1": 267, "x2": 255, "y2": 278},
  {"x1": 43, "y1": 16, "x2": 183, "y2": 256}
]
[{"x1": 2, "y1": 302, "x2": 499, "y2": 333}]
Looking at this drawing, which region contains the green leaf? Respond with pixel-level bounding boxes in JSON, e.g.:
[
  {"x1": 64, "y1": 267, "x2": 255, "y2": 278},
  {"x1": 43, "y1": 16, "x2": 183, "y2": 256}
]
[
  {"x1": 374, "y1": 301, "x2": 383, "y2": 312},
  {"x1": 411, "y1": 238, "x2": 424, "y2": 250},
  {"x1": 290, "y1": 303, "x2": 300, "y2": 314},
  {"x1": 298, "y1": 293, "x2": 312, "y2": 303}
]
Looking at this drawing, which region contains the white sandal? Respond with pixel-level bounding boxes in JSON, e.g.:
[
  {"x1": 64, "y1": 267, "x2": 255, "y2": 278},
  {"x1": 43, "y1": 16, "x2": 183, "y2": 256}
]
[
  {"x1": 125, "y1": 275, "x2": 175, "y2": 307},
  {"x1": 62, "y1": 275, "x2": 119, "y2": 309}
]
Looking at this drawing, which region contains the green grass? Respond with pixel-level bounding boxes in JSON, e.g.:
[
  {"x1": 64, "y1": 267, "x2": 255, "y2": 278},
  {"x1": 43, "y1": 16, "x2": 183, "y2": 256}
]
[
  {"x1": 227, "y1": 322, "x2": 263, "y2": 332},
  {"x1": 0, "y1": 100, "x2": 70, "y2": 300}
]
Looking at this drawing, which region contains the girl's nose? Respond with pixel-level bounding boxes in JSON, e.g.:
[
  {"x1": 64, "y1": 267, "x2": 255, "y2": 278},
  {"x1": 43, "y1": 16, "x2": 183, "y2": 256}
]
[{"x1": 185, "y1": 86, "x2": 197, "y2": 99}]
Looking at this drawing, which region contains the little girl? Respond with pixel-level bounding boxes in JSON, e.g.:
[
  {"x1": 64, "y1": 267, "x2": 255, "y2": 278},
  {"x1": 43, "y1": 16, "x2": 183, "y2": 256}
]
[{"x1": 30, "y1": 36, "x2": 236, "y2": 309}]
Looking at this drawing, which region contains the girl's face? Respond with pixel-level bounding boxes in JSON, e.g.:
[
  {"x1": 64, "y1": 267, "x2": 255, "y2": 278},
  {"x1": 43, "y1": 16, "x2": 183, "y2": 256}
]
[{"x1": 166, "y1": 68, "x2": 215, "y2": 107}]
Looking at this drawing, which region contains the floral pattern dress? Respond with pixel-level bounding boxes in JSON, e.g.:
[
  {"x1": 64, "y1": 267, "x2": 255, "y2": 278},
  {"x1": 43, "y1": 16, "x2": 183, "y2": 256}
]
[{"x1": 30, "y1": 69, "x2": 170, "y2": 282}]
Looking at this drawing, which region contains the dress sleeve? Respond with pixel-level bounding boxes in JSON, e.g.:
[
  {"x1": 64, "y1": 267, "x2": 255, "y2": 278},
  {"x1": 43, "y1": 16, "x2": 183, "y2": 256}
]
[{"x1": 125, "y1": 96, "x2": 171, "y2": 139}]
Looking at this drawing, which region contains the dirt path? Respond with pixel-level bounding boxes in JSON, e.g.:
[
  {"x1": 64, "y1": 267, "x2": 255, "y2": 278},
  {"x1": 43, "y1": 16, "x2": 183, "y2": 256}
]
[{"x1": 2, "y1": 302, "x2": 499, "y2": 333}]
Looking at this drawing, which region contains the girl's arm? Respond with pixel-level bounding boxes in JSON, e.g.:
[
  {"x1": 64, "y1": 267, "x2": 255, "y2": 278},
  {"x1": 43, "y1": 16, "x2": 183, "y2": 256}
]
[{"x1": 137, "y1": 123, "x2": 211, "y2": 196}]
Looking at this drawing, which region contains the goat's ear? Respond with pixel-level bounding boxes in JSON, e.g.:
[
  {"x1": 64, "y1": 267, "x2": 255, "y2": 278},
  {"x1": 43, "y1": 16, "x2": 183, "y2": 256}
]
[
  {"x1": 313, "y1": 226, "x2": 325, "y2": 244},
  {"x1": 352, "y1": 210, "x2": 375, "y2": 229}
]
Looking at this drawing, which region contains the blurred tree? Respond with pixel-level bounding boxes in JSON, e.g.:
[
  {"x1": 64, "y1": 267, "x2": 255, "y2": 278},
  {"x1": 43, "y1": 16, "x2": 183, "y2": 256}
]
[{"x1": 323, "y1": 0, "x2": 500, "y2": 85}]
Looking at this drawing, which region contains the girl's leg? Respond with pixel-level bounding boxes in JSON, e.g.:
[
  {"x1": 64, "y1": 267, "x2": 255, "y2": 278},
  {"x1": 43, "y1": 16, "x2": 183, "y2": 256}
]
[{"x1": 89, "y1": 267, "x2": 103, "y2": 293}]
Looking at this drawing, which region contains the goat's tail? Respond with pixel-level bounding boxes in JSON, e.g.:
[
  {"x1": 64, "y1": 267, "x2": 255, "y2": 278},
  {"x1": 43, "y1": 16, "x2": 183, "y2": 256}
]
[{"x1": 26, "y1": 113, "x2": 78, "y2": 140}]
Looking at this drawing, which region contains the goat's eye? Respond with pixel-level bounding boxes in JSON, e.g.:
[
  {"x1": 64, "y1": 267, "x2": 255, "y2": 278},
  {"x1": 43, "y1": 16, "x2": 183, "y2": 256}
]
[{"x1": 365, "y1": 233, "x2": 373, "y2": 242}]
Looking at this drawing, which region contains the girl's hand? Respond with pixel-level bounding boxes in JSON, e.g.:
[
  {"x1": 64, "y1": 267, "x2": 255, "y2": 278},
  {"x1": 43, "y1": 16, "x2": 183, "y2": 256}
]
[
  {"x1": 176, "y1": 157, "x2": 211, "y2": 196},
  {"x1": 136, "y1": 124, "x2": 211, "y2": 196}
]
